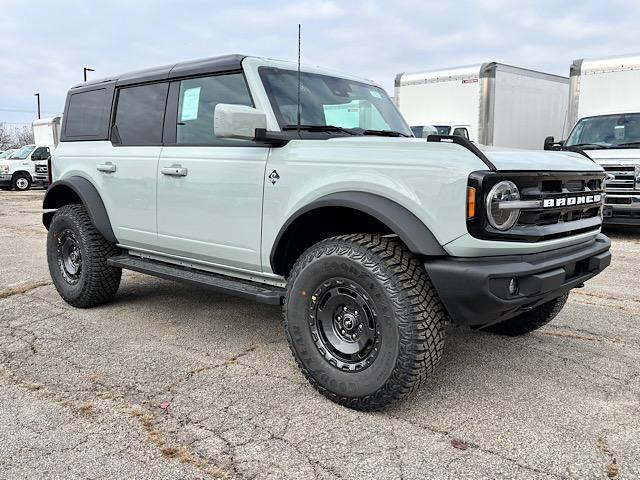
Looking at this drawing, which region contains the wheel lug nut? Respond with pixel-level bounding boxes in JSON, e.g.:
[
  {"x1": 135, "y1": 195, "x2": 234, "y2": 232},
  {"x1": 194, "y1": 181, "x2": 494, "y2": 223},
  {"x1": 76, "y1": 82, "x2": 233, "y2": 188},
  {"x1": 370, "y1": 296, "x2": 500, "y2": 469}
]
[
  {"x1": 341, "y1": 329, "x2": 346, "y2": 335},
  {"x1": 351, "y1": 334, "x2": 357, "y2": 340},
  {"x1": 354, "y1": 310, "x2": 358, "y2": 315},
  {"x1": 343, "y1": 306, "x2": 348, "y2": 312},
  {"x1": 359, "y1": 325, "x2": 363, "y2": 330},
  {"x1": 337, "y1": 316, "x2": 341, "y2": 321}
]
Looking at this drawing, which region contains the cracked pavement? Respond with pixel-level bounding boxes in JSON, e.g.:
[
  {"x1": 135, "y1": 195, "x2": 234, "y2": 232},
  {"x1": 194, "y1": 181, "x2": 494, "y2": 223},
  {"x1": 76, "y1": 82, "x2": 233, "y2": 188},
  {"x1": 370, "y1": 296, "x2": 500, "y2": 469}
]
[{"x1": 1, "y1": 190, "x2": 639, "y2": 479}]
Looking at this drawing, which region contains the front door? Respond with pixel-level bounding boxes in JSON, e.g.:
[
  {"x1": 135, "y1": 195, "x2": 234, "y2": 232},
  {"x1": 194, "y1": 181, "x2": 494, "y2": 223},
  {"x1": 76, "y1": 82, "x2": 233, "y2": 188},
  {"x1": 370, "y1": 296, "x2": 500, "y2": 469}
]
[{"x1": 156, "y1": 72, "x2": 269, "y2": 272}]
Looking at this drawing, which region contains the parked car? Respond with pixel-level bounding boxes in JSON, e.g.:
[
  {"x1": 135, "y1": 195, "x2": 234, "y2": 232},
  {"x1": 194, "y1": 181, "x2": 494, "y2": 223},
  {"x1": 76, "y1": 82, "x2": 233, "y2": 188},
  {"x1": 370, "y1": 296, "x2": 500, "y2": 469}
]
[
  {"x1": 545, "y1": 53, "x2": 640, "y2": 225},
  {"x1": 411, "y1": 124, "x2": 471, "y2": 139},
  {"x1": 396, "y1": 62, "x2": 569, "y2": 149},
  {"x1": 43, "y1": 54, "x2": 610, "y2": 410},
  {"x1": 0, "y1": 144, "x2": 51, "y2": 191}
]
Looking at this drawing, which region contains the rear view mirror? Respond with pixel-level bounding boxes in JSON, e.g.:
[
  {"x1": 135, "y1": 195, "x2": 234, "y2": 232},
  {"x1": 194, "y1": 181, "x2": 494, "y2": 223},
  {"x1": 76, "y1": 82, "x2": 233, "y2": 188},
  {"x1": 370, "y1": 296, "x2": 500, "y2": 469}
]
[{"x1": 214, "y1": 104, "x2": 267, "y2": 140}]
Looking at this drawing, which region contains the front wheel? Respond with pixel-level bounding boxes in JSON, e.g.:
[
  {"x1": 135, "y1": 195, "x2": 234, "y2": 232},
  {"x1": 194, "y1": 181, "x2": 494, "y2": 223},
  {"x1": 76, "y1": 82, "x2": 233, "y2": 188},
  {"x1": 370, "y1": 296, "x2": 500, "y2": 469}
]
[
  {"x1": 484, "y1": 294, "x2": 569, "y2": 336},
  {"x1": 47, "y1": 204, "x2": 122, "y2": 308},
  {"x1": 284, "y1": 234, "x2": 446, "y2": 411},
  {"x1": 12, "y1": 174, "x2": 31, "y2": 191}
]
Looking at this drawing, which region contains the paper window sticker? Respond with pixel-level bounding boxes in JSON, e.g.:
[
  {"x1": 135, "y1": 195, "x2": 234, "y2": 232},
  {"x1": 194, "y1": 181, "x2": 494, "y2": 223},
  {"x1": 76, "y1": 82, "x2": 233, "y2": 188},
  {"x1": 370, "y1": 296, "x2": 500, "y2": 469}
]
[{"x1": 181, "y1": 87, "x2": 201, "y2": 121}]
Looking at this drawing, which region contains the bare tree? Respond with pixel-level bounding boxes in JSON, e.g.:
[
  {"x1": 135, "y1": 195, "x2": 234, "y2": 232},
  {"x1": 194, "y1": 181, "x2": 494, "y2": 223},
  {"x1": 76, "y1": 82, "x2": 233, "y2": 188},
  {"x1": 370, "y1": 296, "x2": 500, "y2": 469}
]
[
  {"x1": 12, "y1": 125, "x2": 34, "y2": 148},
  {"x1": 0, "y1": 123, "x2": 13, "y2": 151}
]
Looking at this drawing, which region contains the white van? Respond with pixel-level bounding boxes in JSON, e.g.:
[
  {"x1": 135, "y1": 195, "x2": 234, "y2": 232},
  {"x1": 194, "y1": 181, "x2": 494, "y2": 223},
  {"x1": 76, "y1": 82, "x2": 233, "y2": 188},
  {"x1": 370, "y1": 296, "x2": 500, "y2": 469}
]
[
  {"x1": 0, "y1": 144, "x2": 51, "y2": 191},
  {"x1": 546, "y1": 53, "x2": 640, "y2": 225}
]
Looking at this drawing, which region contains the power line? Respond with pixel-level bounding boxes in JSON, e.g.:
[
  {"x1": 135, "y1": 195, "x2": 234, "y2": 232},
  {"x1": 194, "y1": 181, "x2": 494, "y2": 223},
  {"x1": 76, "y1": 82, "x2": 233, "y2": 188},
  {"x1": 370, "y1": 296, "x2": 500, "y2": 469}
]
[{"x1": 0, "y1": 107, "x2": 59, "y2": 114}]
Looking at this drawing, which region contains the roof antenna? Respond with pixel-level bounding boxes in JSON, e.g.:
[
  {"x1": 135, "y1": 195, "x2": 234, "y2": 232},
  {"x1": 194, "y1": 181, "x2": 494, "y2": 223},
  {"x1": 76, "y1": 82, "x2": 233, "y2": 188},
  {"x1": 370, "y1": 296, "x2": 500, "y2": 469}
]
[{"x1": 297, "y1": 23, "x2": 301, "y2": 136}]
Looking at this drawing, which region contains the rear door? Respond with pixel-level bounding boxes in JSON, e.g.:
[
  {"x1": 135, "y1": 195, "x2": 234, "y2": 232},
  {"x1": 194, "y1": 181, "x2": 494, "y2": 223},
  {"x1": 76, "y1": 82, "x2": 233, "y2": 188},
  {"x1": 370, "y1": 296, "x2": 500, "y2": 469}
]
[
  {"x1": 156, "y1": 72, "x2": 269, "y2": 272},
  {"x1": 99, "y1": 82, "x2": 169, "y2": 249}
]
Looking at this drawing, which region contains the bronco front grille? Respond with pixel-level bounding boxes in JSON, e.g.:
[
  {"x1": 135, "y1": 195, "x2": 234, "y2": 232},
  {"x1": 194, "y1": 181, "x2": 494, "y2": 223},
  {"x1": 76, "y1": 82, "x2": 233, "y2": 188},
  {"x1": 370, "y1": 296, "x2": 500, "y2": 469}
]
[
  {"x1": 517, "y1": 175, "x2": 603, "y2": 228},
  {"x1": 467, "y1": 171, "x2": 605, "y2": 242}
]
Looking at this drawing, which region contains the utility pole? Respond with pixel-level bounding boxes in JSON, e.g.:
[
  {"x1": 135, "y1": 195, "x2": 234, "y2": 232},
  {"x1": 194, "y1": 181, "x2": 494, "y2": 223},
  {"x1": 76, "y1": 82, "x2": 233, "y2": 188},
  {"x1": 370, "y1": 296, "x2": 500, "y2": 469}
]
[
  {"x1": 83, "y1": 67, "x2": 95, "y2": 82},
  {"x1": 34, "y1": 93, "x2": 41, "y2": 119}
]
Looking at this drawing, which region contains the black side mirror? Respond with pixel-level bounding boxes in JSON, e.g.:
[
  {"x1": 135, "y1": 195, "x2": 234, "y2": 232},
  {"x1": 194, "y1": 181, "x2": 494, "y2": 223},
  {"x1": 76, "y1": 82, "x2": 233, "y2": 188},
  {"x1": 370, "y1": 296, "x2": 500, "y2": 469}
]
[{"x1": 544, "y1": 136, "x2": 555, "y2": 150}]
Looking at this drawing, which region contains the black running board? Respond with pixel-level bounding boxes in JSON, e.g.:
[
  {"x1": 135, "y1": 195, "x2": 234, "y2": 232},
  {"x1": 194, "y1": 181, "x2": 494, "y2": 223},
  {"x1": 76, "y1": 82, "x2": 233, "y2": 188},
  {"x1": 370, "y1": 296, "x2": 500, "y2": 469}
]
[{"x1": 107, "y1": 254, "x2": 284, "y2": 305}]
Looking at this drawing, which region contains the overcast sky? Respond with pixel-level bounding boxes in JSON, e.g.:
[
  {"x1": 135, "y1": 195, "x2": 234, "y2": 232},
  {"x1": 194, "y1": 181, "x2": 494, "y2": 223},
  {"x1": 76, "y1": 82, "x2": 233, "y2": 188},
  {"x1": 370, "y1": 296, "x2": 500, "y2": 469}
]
[{"x1": 1, "y1": 0, "x2": 639, "y2": 126}]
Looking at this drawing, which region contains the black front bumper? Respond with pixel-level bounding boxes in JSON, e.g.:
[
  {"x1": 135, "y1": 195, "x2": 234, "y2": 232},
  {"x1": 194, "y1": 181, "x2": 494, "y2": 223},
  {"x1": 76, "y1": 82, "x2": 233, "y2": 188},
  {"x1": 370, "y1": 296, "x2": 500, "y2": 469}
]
[{"x1": 425, "y1": 234, "x2": 611, "y2": 327}]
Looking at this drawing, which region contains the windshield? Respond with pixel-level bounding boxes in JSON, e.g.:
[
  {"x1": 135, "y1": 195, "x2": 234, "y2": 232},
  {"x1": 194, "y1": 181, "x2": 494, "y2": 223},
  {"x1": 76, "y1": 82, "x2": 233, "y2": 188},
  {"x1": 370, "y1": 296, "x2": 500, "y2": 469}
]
[
  {"x1": 0, "y1": 149, "x2": 16, "y2": 160},
  {"x1": 433, "y1": 125, "x2": 452, "y2": 135},
  {"x1": 410, "y1": 125, "x2": 438, "y2": 138},
  {"x1": 9, "y1": 145, "x2": 36, "y2": 160},
  {"x1": 566, "y1": 113, "x2": 640, "y2": 148},
  {"x1": 259, "y1": 67, "x2": 411, "y2": 136}
]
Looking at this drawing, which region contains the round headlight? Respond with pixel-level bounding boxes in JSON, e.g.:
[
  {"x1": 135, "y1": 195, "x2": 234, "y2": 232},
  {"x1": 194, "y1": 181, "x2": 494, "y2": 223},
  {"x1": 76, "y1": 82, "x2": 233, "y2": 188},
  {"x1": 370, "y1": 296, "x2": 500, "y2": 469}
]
[{"x1": 486, "y1": 180, "x2": 520, "y2": 230}]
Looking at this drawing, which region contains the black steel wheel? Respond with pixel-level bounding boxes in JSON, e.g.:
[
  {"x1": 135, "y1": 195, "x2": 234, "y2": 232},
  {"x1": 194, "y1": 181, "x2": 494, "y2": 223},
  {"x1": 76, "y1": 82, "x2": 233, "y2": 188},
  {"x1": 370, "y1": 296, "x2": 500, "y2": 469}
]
[
  {"x1": 56, "y1": 229, "x2": 83, "y2": 285},
  {"x1": 310, "y1": 278, "x2": 381, "y2": 372},
  {"x1": 284, "y1": 234, "x2": 446, "y2": 411}
]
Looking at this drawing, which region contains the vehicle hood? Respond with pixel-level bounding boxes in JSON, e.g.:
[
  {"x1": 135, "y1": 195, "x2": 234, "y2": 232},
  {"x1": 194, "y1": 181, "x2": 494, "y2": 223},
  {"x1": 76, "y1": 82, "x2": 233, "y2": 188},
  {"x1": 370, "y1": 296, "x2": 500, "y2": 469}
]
[
  {"x1": 479, "y1": 145, "x2": 604, "y2": 172},
  {"x1": 322, "y1": 137, "x2": 603, "y2": 172},
  {"x1": 582, "y1": 148, "x2": 640, "y2": 166}
]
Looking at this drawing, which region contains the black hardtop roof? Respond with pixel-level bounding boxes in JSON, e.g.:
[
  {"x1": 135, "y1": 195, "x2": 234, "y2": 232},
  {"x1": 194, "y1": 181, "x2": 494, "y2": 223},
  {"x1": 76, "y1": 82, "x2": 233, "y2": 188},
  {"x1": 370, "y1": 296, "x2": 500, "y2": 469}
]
[{"x1": 71, "y1": 54, "x2": 246, "y2": 89}]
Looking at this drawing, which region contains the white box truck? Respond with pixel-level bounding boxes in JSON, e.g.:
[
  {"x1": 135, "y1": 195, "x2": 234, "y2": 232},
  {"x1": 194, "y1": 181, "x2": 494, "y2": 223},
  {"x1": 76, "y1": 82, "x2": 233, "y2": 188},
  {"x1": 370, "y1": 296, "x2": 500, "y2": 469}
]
[
  {"x1": 395, "y1": 62, "x2": 569, "y2": 149},
  {"x1": 548, "y1": 53, "x2": 640, "y2": 225},
  {"x1": 33, "y1": 116, "x2": 62, "y2": 147}
]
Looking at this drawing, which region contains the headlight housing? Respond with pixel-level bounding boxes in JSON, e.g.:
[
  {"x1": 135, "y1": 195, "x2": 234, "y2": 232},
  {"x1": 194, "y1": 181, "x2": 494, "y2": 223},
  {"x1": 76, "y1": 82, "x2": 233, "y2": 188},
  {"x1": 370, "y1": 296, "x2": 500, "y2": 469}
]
[
  {"x1": 635, "y1": 165, "x2": 640, "y2": 190},
  {"x1": 0, "y1": 164, "x2": 9, "y2": 174},
  {"x1": 486, "y1": 180, "x2": 520, "y2": 230}
]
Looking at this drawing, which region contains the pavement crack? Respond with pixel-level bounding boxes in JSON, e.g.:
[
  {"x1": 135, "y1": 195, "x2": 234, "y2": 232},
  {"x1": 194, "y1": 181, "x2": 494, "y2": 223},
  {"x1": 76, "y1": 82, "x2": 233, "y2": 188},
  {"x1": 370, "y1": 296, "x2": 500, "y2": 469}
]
[
  {"x1": 598, "y1": 436, "x2": 621, "y2": 478},
  {"x1": 0, "y1": 279, "x2": 52, "y2": 300}
]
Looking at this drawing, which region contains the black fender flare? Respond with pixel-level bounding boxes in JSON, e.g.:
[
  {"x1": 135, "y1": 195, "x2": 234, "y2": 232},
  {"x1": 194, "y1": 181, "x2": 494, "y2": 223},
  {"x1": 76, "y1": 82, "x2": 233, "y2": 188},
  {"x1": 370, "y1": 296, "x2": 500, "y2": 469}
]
[
  {"x1": 43, "y1": 177, "x2": 117, "y2": 243},
  {"x1": 270, "y1": 191, "x2": 446, "y2": 272}
]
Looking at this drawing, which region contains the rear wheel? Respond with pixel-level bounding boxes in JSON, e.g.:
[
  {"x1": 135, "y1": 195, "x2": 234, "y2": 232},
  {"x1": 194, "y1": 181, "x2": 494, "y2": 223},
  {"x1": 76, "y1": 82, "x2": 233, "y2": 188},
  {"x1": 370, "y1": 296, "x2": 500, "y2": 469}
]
[
  {"x1": 284, "y1": 234, "x2": 446, "y2": 411},
  {"x1": 47, "y1": 204, "x2": 122, "y2": 308},
  {"x1": 484, "y1": 294, "x2": 569, "y2": 336},
  {"x1": 12, "y1": 174, "x2": 31, "y2": 191}
]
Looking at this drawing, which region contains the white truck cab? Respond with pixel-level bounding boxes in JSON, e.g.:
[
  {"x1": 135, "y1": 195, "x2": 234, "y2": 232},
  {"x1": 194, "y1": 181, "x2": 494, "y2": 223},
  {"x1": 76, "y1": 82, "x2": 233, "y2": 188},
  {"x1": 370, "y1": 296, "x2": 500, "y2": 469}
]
[
  {"x1": 411, "y1": 123, "x2": 472, "y2": 140},
  {"x1": 0, "y1": 144, "x2": 51, "y2": 191},
  {"x1": 545, "y1": 54, "x2": 640, "y2": 225}
]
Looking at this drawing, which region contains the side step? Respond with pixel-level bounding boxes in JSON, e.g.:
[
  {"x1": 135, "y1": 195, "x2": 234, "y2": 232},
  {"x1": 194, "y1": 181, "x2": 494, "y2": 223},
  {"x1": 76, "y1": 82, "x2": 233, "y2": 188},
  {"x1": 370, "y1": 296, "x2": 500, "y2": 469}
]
[{"x1": 107, "y1": 254, "x2": 284, "y2": 305}]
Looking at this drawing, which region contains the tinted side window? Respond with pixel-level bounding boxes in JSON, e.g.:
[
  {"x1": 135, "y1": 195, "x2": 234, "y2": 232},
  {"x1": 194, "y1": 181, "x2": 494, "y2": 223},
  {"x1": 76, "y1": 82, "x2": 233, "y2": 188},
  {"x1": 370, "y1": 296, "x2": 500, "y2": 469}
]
[
  {"x1": 176, "y1": 73, "x2": 253, "y2": 145},
  {"x1": 32, "y1": 147, "x2": 50, "y2": 160},
  {"x1": 115, "y1": 83, "x2": 169, "y2": 146},
  {"x1": 65, "y1": 89, "x2": 108, "y2": 137}
]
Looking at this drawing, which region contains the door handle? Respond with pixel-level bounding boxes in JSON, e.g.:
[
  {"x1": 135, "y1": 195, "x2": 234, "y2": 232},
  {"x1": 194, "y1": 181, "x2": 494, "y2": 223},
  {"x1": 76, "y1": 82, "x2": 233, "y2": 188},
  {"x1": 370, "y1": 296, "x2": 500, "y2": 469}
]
[
  {"x1": 97, "y1": 163, "x2": 117, "y2": 173},
  {"x1": 161, "y1": 166, "x2": 188, "y2": 177}
]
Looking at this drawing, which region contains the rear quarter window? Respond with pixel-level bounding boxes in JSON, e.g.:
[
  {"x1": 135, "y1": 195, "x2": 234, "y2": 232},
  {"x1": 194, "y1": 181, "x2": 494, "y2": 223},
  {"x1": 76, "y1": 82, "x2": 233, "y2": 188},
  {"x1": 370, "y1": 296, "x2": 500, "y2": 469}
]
[{"x1": 65, "y1": 88, "x2": 110, "y2": 138}]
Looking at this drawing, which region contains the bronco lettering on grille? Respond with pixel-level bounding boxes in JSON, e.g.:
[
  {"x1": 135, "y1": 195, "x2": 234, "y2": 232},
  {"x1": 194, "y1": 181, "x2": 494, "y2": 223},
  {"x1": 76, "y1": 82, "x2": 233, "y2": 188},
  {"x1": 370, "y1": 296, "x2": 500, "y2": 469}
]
[{"x1": 542, "y1": 194, "x2": 602, "y2": 208}]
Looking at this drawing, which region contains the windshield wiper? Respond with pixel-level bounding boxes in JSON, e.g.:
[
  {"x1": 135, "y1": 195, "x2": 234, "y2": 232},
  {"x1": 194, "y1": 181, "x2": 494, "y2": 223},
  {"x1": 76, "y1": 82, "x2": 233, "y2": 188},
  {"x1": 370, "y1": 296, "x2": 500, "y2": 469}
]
[
  {"x1": 360, "y1": 129, "x2": 410, "y2": 137},
  {"x1": 615, "y1": 142, "x2": 640, "y2": 148},
  {"x1": 282, "y1": 124, "x2": 359, "y2": 135},
  {"x1": 565, "y1": 143, "x2": 609, "y2": 149}
]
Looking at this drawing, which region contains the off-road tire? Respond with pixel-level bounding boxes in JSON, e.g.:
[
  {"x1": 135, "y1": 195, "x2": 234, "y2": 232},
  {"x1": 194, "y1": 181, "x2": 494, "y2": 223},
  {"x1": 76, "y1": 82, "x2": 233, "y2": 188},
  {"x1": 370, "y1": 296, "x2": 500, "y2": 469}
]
[
  {"x1": 484, "y1": 293, "x2": 569, "y2": 336},
  {"x1": 284, "y1": 234, "x2": 446, "y2": 411},
  {"x1": 12, "y1": 173, "x2": 31, "y2": 191},
  {"x1": 47, "y1": 204, "x2": 121, "y2": 308}
]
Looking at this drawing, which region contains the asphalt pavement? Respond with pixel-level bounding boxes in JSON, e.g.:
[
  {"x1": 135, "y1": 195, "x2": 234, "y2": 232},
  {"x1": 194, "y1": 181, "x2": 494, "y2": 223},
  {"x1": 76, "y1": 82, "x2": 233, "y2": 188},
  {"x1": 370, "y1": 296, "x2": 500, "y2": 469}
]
[{"x1": 1, "y1": 190, "x2": 638, "y2": 479}]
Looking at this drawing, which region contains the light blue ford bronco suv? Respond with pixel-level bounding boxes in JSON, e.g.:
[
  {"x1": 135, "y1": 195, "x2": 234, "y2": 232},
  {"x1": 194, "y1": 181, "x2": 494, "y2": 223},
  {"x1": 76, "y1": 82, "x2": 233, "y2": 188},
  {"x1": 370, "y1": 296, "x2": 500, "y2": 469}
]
[{"x1": 44, "y1": 55, "x2": 611, "y2": 410}]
